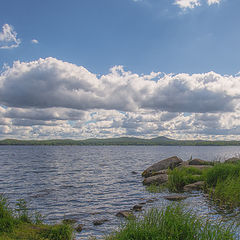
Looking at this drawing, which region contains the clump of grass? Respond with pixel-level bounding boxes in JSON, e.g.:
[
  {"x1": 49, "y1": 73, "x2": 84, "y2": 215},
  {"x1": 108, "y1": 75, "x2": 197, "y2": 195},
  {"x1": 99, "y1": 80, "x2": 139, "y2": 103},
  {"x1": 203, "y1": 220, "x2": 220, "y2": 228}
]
[
  {"x1": 205, "y1": 162, "x2": 240, "y2": 187},
  {"x1": 204, "y1": 161, "x2": 240, "y2": 207},
  {"x1": 168, "y1": 167, "x2": 205, "y2": 192},
  {"x1": 106, "y1": 204, "x2": 234, "y2": 240},
  {"x1": 0, "y1": 194, "x2": 74, "y2": 240}
]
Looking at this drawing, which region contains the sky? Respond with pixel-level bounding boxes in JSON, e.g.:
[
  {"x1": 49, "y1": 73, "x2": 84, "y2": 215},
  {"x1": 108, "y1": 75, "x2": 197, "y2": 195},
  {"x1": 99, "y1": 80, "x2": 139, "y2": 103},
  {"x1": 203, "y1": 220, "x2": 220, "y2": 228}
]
[{"x1": 0, "y1": 0, "x2": 240, "y2": 140}]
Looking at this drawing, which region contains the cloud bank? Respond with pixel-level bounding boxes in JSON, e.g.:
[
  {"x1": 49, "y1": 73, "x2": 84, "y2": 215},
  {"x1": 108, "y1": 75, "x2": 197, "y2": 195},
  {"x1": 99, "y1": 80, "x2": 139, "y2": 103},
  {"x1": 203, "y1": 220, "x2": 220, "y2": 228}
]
[{"x1": 0, "y1": 57, "x2": 239, "y2": 140}]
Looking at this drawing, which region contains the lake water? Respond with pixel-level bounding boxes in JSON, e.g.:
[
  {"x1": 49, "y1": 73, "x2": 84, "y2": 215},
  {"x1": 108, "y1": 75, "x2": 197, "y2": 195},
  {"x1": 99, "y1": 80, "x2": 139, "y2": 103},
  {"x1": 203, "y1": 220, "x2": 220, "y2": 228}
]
[{"x1": 0, "y1": 145, "x2": 240, "y2": 239}]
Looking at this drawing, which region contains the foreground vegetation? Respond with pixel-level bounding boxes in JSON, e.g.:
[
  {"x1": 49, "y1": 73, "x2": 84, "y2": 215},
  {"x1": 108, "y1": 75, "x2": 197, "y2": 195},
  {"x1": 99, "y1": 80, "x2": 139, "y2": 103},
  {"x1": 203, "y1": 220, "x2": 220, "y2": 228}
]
[
  {"x1": 0, "y1": 195, "x2": 73, "y2": 240},
  {"x1": 1, "y1": 137, "x2": 240, "y2": 146},
  {"x1": 106, "y1": 204, "x2": 235, "y2": 240}
]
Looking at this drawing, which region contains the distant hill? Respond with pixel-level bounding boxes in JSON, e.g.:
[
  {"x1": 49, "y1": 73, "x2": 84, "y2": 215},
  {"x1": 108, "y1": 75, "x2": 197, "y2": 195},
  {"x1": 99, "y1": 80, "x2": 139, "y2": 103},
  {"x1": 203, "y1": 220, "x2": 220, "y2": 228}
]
[{"x1": 0, "y1": 137, "x2": 240, "y2": 146}]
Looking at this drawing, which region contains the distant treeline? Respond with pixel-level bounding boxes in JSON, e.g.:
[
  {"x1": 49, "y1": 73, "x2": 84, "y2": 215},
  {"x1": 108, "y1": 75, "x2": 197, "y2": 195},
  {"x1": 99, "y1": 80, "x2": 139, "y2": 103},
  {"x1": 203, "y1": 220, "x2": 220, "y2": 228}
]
[{"x1": 0, "y1": 137, "x2": 240, "y2": 146}]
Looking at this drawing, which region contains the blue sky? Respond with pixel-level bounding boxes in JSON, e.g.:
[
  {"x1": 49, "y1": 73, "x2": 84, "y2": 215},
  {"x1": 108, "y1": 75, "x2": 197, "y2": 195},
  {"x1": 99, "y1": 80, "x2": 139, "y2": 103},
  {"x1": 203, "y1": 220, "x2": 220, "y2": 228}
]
[
  {"x1": 0, "y1": 0, "x2": 240, "y2": 140},
  {"x1": 1, "y1": 0, "x2": 239, "y2": 75}
]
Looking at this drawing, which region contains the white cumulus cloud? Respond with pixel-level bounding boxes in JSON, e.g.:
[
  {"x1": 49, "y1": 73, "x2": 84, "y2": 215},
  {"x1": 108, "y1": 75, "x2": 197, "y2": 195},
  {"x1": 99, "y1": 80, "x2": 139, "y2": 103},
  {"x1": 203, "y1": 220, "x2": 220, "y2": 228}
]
[
  {"x1": 0, "y1": 24, "x2": 21, "y2": 49},
  {"x1": 31, "y1": 39, "x2": 39, "y2": 44},
  {"x1": 207, "y1": 0, "x2": 221, "y2": 5},
  {"x1": 174, "y1": 0, "x2": 201, "y2": 9}
]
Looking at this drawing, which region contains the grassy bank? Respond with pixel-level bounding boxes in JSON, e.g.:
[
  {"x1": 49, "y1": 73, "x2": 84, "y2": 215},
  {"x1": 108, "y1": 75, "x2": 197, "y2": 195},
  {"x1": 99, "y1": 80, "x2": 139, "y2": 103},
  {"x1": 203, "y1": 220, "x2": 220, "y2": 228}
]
[
  {"x1": 0, "y1": 195, "x2": 73, "y2": 240},
  {"x1": 106, "y1": 204, "x2": 235, "y2": 240},
  {"x1": 161, "y1": 160, "x2": 240, "y2": 207},
  {"x1": 205, "y1": 161, "x2": 240, "y2": 207}
]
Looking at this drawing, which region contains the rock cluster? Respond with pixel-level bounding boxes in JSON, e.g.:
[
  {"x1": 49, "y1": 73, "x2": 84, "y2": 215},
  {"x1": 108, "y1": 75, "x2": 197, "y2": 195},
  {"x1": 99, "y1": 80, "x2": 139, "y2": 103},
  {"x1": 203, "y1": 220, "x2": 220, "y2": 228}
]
[{"x1": 142, "y1": 156, "x2": 212, "y2": 192}]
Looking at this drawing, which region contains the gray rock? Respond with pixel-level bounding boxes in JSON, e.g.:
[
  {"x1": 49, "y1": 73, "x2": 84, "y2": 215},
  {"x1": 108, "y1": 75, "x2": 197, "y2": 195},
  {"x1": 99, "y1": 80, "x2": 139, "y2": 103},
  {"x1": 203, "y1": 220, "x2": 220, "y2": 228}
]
[
  {"x1": 151, "y1": 170, "x2": 168, "y2": 176},
  {"x1": 183, "y1": 181, "x2": 204, "y2": 192},
  {"x1": 143, "y1": 174, "x2": 168, "y2": 186},
  {"x1": 188, "y1": 159, "x2": 211, "y2": 165},
  {"x1": 142, "y1": 156, "x2": 183, "y2": 178},
  {"x1": 163, "y1": 195, "x2": 188, "y2": 201},
  {"x1": 183, "y1": 165, "x2": 212, "y2": 170}
]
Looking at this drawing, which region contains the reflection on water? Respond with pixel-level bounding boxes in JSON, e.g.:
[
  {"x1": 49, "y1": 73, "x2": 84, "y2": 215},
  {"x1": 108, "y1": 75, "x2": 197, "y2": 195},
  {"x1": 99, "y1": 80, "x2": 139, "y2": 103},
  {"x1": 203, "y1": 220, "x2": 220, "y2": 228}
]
[{"x1": 0, "y1": 145, "x2": 240, "y2": 239}]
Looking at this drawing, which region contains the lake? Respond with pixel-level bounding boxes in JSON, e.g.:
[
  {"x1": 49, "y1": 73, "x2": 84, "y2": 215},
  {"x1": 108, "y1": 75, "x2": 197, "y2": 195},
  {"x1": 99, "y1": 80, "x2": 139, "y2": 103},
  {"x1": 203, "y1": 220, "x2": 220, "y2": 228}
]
[{"x1": 0, "y1": 145, "x2": 240, "y2": 239}]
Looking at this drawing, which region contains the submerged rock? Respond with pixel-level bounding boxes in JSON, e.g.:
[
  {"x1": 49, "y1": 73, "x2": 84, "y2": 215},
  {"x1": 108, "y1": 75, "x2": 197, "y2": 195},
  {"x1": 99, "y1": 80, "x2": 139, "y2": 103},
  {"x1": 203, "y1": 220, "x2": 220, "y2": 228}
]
[
  {"x1": 93, "y1": 219, "x2": 108, "y2": 226},
  {"x1": 143, "y1": 174, "x2": 168, "y2": 186},
  {"x1": 183, "y1": 181, "x2": 204, "y2": 192},
  {"x1": 142, "y1": 156, "x2": 183, "y2": 178},
  {"x1": 75, "y1": 224, "x2": 84, "y2": 232},
  {"x1": 163, "y1": 195, "x2": 188, "y2": 201},
  {"x1": 132, "y1": 205, "x2": 143, "y2": 211},
  {"x1": 116, "y1": 211, "x2": 134, "y2": 219}
]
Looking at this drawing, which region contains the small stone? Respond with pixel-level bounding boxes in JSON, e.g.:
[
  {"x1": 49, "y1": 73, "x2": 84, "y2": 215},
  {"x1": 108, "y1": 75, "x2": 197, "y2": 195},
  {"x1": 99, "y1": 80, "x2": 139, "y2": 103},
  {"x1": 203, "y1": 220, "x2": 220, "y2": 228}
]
[
  {"x1": 93, "y1": 219, "x2": 108, "y2": 226},
  {"x1": 116, "y1": 211, "x2": 134, "y2": 219},
  {"x1": 163, "y1": 195, "x2": 188, "y2": 201},
  {"x1": 183, "y1": 181, "x2": 204, "y2": 192},
  {"x1": 131, "y1": 171, "x2": 137, "y2": 174},
  {"x1": 75, "y1": 224, "x2": 84, "y2": 232},
  {"x1": 132, "y1": 205, "x2": 143, "y2": 211}
]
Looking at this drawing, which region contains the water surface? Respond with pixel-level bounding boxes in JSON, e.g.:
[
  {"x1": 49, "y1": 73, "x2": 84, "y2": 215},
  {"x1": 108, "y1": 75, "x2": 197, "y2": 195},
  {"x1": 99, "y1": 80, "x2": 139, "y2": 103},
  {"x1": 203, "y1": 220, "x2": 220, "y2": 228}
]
[{"x1": 0, "y1": 145, "x2": 240, "y2": 239}]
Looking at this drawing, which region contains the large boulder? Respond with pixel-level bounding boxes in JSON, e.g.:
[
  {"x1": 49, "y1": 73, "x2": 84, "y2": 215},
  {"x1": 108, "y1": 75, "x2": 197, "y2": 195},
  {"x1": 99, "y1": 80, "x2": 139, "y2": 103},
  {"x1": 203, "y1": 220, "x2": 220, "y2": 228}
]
[
  {"x1": 142, "y1": 156, "x2": 183, "y2": 178},
  {"x1": 188, "y1": 158, "x2": 211, "y2": 165},
  {"x1": 143, "y1": 174, "x2": 168, "y2": 186}
]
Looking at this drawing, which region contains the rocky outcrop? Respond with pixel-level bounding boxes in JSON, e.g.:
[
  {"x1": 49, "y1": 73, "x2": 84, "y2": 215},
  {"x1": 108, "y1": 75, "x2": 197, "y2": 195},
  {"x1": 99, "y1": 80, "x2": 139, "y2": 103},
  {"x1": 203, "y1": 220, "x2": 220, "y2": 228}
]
[
  {"x1": 188, "y1": 159, "x2": 211, "y2": 165},
  {"x1": 183, "y1": 181, "x2": 204, "y2": 192},
  {"x1": 163, "y1": 195, "x2": 188, "y2": 201},
  {"x1": 143, "y1": 174, "x2": 168, "y2": 186},
  {"x1": 142, "y1": 156, "x2": 183, "y2": 178}
]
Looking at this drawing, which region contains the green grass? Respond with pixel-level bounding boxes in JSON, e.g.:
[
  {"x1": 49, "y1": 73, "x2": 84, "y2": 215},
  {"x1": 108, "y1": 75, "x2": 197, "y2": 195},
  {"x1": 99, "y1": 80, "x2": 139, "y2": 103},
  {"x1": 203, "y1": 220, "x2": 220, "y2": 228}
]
[
  {"x1": 0, "y1": 195, "x2": 74, "y2": 240},
  {"x1": 105, "y1": 204, "x2": 235, "y2": 240},
  {"x1": 167, "y1": 167, "x2": 205, "y2": 192}
]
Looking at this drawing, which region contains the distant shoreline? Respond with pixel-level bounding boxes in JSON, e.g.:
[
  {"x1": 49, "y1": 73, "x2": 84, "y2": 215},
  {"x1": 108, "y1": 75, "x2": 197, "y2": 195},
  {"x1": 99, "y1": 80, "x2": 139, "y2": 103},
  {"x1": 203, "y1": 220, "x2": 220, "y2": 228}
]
[{"x1": 0, "y1": 137, "x2": 240, "y2": 146}]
